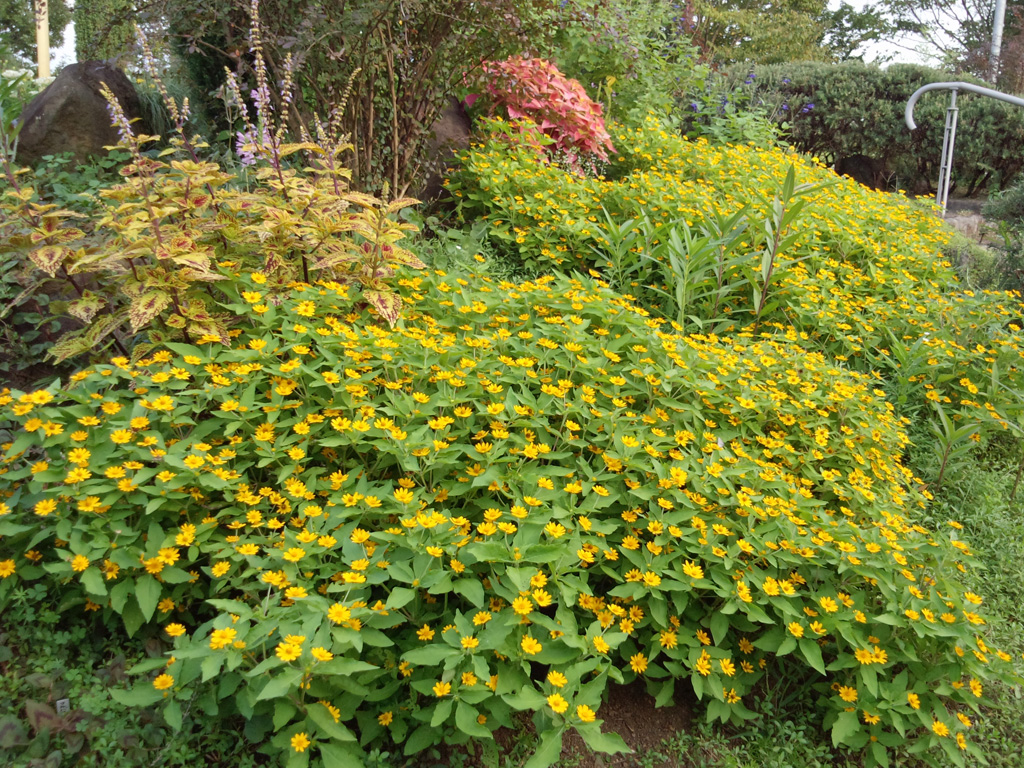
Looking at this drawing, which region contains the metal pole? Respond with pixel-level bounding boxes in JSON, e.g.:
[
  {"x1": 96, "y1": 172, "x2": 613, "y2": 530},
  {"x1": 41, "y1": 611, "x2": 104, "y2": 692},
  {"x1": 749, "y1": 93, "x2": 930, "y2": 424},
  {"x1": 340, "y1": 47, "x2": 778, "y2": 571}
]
[
  {"x1": 34, "y1": 0, "x2": 50, "y2": 80},
  {"x1": 938, "y1": 90, "x2": 959, "y2": 215},
  {"x1": 906, "y1": 82, "x2": 1024, "y2": 216},
  {"x1": 993, "y1": 0, "x2": 1008, "y2": 79}
]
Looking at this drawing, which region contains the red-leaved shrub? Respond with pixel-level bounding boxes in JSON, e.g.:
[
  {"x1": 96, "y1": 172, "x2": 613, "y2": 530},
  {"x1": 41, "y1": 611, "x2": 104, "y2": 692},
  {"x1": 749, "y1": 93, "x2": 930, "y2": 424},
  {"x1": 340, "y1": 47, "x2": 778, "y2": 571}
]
[{"x1": 480, "y1": 56, "x2": 614, "y2": 173}]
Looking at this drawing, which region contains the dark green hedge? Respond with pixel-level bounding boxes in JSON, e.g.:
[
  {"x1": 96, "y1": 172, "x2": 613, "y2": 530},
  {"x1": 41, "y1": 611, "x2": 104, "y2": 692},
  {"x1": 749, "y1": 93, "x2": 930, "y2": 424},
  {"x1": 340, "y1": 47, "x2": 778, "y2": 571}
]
[{"x1": 747, "y1": 61, "x2": 1024, "y2": 196}]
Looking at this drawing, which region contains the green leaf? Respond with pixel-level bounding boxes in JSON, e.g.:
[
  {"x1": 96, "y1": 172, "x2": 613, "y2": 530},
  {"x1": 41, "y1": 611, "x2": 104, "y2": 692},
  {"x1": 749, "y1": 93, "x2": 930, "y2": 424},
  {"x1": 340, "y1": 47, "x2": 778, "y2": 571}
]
[
  {"x1": 256, "y1": 670, "x2": 303, "y2": 702},
  {"x1": 121, "y1": 599, "x2": 145, "y2": 638},
  {"x1": 576, "y1": 724, "x2": 631, "y2": 755},
  {"x1": 430, "y1": 698, "x2": 453, "y2": 727},
  {"x1": 401, "y1": 645, "x2": 459, "y2": 666},
  {"x1": 164, "y1": 699, "x2": 182, "y2": 731},
  {"x1": 307, "y1": 702, "x2": 356, "y2": 742},
  {"x1": 80, "y1": 567, "x2": 107, "y2": 597},
  {"x1": 523, "y1": 727, "x2": 565, "y2": 768},
  {"x1": 831, "y1": 710, "x2": 861, "y2": 747},
  {"x1": 709, "y1": 612, "x2": 729, "y2": 645},
  {"x1": 110, "y1": 684, "x2": 163, "y2": 708},
  {"x1": 135, "y1": 575, "x2": 161, "y2": 623},
  {"x1": 403, "y1": 724, "x2": 438, "y2": 755},
  {"x1": 315, "y1": 658, "x2": 378, "y2": 676},
  {"x1": 798, "y1": 638, "x2": 826, "y2": 675},
  {"x1": 386, "y1": 587, "x2": 416, "y2": 610},
  {"x1": 455, "y1": 701, "x2": 491, "y2": 739},
  {"x1": 319, "y1": 741, "x2": 364, "y2": 766},
  {"x1": 201, "y1": 653, "x2": 223, "y2": 683},
  {"x1": 453, "y1": 578, "x2": 485, "y2": 606}
]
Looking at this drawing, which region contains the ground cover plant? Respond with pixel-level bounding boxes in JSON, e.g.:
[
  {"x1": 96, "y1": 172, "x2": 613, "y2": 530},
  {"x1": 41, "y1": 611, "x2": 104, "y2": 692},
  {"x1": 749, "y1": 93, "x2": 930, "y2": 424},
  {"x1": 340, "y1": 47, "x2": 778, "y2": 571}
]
[
  {"x1": 1, "y1": 10, "x2": 1024, "y2": 768},
  {"x1": 0, "y1": 265, "x2": 1018, "y2": 768}
]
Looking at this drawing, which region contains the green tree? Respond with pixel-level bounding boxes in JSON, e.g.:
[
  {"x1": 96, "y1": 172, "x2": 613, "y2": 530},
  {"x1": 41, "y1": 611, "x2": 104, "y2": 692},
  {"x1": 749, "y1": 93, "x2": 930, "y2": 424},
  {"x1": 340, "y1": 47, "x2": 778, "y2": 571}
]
[
  {"x1": 692, "y1": 0, "x2": 831, "y2": 64},
  {"x1": 148, "y1": 0, "x2": 565, "y2": 193},
  {"x1": 0, "y1": 0, "x2": 72, "y2": 67},
  {"x1": 75, "y1": 0, "x2": 136, "y2": 61}
]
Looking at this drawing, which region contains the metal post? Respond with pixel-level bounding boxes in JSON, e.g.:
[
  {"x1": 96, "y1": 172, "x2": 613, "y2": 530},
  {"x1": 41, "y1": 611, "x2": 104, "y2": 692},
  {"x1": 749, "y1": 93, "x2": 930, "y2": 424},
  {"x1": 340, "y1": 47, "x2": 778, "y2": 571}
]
[
  {"x1": 937, "y1": 89, "x2": 959, "y2": 215},
  {"x1": 906, "y1": 81, "x2": 1024, "y2": 216},
  {"x1": 34, "y1": 0, "x2": 50, "y2": 80},
  {"x1": 993, "y1": 0, "x2": 1008, "y2": 79}
]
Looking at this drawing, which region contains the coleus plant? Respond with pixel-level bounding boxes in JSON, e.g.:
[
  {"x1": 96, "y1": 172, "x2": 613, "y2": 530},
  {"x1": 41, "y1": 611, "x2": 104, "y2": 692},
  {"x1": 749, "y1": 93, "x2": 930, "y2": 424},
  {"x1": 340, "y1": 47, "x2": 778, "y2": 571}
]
[
  {"x1": 480, "y1": 56, "x2": 614, "y2": 174},
  {"x1": 0, "y1": 0, "x2": 422, "y2": 364}
]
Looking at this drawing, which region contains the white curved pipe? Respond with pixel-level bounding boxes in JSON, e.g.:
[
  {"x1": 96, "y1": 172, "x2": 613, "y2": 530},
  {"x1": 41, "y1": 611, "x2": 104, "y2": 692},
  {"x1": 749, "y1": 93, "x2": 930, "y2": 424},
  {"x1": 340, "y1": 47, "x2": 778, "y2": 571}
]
[{"x1": 905, "y1": 81, "x2": 1024, "y2": 130}]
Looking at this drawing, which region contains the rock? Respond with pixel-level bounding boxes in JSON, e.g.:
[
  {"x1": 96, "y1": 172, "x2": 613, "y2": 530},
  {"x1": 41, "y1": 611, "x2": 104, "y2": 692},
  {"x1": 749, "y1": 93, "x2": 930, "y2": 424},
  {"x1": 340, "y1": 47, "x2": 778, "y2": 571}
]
[
  {"x1": 944, "y1": 212, "x2": 985, "y2": 242},
  {"x1": 835, "y1": 154, "x2": 885, "y2": 190},
  {"x1": 14, "y1": 61, "x2": 150, "y2": 167},
  {"x1": 414, "y1": 96, "x2": 472, "y2": 203}
]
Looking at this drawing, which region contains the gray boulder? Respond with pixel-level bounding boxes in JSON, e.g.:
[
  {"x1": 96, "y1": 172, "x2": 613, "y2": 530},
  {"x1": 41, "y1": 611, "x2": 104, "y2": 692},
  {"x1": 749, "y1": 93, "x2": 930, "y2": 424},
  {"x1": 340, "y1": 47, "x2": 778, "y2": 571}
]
[
  {"x1": 15, "y1": 61, "x2": 150, "y2": 167},
  {"x1": 835, "y1": 154, "x2": 886, "y2": 190},
  {"x1": 415, "y1": 96, "x2": 473, "y2": 203}
]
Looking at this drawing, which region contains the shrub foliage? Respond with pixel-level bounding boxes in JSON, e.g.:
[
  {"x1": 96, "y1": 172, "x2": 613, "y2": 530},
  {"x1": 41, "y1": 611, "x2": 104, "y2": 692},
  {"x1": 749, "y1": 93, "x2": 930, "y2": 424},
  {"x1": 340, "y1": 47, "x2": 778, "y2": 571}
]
[{"x1": 746, "y1": 61, "x2": 1024, "y2": 195}]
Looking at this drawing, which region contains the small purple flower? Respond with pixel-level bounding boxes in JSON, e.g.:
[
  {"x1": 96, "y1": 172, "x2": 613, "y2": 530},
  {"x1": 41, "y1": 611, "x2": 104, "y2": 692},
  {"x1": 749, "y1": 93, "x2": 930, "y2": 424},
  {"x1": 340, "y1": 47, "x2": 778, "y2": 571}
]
[
  {"x1": 800, "y1": 102, "x2": 814, "y2": 114},
  {"x1": 782, "y1": 78, "x2": 791, "y2": 84}
]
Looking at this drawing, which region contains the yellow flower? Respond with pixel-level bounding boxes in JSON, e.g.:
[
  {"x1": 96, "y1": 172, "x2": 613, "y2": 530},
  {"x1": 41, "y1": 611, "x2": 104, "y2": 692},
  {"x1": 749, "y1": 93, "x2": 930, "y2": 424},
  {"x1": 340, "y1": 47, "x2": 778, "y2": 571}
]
[
  {"x1": 547, "y1": 671, "x2": 568, "y2": 688},
  {"x1": 311, "y1": 647, "x2": 333, "y2": 662},
  {"x1": 576, "y1": 704, "x2": 596, "y2": 722},
  {"x1": 547, "y1": 693, "x2": 568, "y2": 714},
  {"x1": 327, "y1": 603, "x2": 351, "y2": 624},
  {"x1": 153, "y1": 674, "x2": 174, "y2": 691},
  {"x1": 629, "y1": 653, "x2": 648, "y2": 674},
  {"x1": 906, "y1": 692, "x2": 921, "y2": 709},
  {"x1": 165, "y1": 623, "x2": 186, "y2": 637},
  {"x1": 290, "y1": 732, "x2": 310, "y2": 752},
  {"x1": 433, "y1": 681, "x2": 451, "y2": 697},
  {"x1": 682, "y1": 560, "x2": 704, "y2": 579},
  {"x1": 521, "y1": 635, "x2": 542, "y2": 655},
  {"x1": 512, "y1": 596, "x2": 533, "y2": 615},
  {"x1": 209, "y1": 627, "x2": 237, "y2": 650},
  {"x1": 70, "y1": 555, "x2": 89, "y2": 572},
  {"x1": 838, "y1": 686, "x2": 858, "y2": 703},
  {"x1": 0, "y1": 560, "x2": 15, "y2": 578},
  {"x1": 378, "y1": 711, "x2": 393, "y2": 726},
  {"x1": 276, "y1": 642, "x2": 303, "y2": 662}
]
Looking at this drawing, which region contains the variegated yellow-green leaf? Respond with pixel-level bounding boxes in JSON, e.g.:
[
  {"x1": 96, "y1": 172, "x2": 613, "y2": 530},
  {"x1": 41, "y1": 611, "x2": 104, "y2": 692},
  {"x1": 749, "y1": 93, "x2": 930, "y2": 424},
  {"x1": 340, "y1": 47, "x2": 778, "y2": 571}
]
[
  {"x1": 389, "y1": 246, "x2": 426, "y2": 270},
  {"x1": 67, "y1": 291, "x2": 107, "y2": 324},
  {"x1": 29, "y1": 245, "x2": 67, "y2": 277},
  {"x1": 48, "y1": 332, "x2": 92, "y2": 363},
  {"x1": 279, "y1": 142, "x2": 319, "y2": 157},
  {"x1": 187, "y1": 319, "x2": 229, "y2": 344},
  {"x1": 311, "y1": 252, "x2": 359, "y2": 271},
  {"x1": 129, "y1": 290, "x2": 173, "y2": 332},
  {"x1": 345, "y1": 191, "x2": 382, "y2": 209},
  {"x1": 385, "y1": 197, "x2": 421, "y2": 215},
  {"x1": 364, "y1": 289, "x2": 403, "y2": 327}
]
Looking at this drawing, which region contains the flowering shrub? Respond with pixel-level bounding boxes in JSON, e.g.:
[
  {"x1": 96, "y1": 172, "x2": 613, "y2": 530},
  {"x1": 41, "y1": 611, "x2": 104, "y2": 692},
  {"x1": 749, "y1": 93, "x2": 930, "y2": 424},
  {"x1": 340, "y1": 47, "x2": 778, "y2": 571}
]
[
  {"x1": 447, "y1": 115, "x2": 1024, "y2": 440},
  {"x1": 480, "y1": 57, "x2": 615, "y2": 174},
  {"x1": 0, "y1": 261, "x2": 1018, "y2": 766}
]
